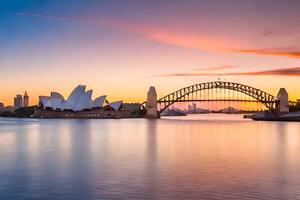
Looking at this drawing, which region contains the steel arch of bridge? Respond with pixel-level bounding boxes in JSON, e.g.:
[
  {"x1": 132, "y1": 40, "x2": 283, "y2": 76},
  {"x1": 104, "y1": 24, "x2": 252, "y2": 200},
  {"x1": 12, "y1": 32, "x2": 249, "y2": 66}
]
[{"x1": 157, "y1": 81, "x2": 277, "y2": 113}]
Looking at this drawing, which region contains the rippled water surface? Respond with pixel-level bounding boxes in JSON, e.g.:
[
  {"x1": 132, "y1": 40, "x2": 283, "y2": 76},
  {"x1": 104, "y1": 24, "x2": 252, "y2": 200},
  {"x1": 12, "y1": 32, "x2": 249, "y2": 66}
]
[{"x1": 1, "y1": 114, "x2": 300, "y2": 200}]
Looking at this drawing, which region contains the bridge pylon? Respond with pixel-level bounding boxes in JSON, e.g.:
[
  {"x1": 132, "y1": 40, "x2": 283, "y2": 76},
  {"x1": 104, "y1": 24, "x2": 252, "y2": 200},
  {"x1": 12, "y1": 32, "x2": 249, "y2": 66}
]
[
  {"x1": 276, "y1": 88, "x2": 289, "y2": 113},
  {"x1": 145, "y1": 86, "x2": 158, "y2": 118}
]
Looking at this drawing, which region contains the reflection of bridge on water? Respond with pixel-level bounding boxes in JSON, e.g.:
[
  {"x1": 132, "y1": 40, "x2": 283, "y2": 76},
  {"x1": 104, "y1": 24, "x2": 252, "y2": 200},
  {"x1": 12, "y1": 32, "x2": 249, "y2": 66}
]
[{"x1": 143, "y1": 81, "x2": 296, "y2": 118}]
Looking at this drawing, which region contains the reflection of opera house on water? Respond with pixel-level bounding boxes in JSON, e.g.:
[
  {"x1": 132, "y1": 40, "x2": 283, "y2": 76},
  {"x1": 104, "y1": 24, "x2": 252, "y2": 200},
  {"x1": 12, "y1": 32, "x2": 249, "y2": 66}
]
[{"x1": 34, "y1": 85, "x2": 141, "y2": 119}]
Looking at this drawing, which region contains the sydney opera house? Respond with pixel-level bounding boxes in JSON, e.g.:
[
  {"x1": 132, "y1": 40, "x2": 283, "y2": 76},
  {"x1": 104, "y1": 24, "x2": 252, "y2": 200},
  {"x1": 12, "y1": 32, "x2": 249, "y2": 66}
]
[{"x1": 34, "y1": 85, "x2": 140, "y2": 119}]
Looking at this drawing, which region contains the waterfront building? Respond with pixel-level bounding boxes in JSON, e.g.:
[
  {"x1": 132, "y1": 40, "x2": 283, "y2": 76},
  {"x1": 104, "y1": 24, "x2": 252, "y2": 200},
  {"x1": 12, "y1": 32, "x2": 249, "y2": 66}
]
[
  {"x1": 38, "y1": 85, "x2": 121, "y2": 112},
  {"x1": 0, "y1": 106, "x2": 15, "y2": 113},
  {"x1": 0, "y1": 102, "x2": 4, "y2": 108},
  {"x1": 14, "y1": 95, "x2": 23, "y2": 108},
  {"x1": 123, "y1": 103, "x2": 141, "y2": 111},
  {"x1": 23, "y1": 91, "x2": 29, "y2": 107},
  {"x1": 34, "y1": 85, "x2": 136, "y2": 119}
]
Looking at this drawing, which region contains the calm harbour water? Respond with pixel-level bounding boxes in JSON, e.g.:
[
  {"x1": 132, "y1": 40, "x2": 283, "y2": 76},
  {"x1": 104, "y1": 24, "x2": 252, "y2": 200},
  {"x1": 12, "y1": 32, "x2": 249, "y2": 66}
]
[{"x1": 0, "y1": 114, "x2": 300, "y2": 200}]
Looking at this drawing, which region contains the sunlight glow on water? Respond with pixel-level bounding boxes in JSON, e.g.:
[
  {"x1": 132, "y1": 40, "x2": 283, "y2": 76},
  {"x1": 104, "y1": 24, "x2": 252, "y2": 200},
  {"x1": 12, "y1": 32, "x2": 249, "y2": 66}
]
[{"x1": 0, "y1": 114, "x2": 300, "y2": 199}]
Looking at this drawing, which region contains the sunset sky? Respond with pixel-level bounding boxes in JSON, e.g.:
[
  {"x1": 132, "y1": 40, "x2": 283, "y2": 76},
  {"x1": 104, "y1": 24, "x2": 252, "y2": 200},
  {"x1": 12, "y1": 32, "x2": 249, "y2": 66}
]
[{"x1": 1, "y1": 0, "x2": 300, "y2": 105}]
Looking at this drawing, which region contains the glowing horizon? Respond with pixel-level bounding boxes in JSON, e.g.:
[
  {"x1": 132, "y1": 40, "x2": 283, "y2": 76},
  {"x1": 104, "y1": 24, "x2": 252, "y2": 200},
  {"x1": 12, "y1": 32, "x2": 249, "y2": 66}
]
[{"x1": 1, "y1": 0, "x2": 300, "y2": 106}]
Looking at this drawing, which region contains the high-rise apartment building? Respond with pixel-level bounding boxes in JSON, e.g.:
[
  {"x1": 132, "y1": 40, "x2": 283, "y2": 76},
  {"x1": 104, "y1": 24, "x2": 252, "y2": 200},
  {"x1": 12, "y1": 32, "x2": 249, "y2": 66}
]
[
  {"x1": 23, "y1": 91, "x2": 29, "y2": 107},
  {"x1": 14, "y1": 95, "x2": 23, "y2": 108},
  {"x1": 13, "y1": 92, "x2": 29, "y2": 108}
]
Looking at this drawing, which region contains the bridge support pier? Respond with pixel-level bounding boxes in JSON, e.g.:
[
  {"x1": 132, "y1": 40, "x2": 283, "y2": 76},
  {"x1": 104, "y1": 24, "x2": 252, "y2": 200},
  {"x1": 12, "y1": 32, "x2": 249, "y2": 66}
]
[
  {"x1": 146, "y1": 86, "x2": 158, "y2": 118},
  {"x1": 276, "y1": 88, "x2": 289, "y2": 113}
]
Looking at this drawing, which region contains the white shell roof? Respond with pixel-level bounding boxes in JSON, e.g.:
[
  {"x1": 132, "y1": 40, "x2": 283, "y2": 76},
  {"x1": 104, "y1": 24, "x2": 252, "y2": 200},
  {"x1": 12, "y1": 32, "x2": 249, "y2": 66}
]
[
  {"x1": 51, "y1": 92, "x2": 64, "y2": 100},
  {"x1": 38, "y1": 85, "x2": 116, "y2": 112},
  {"x1": 39, "y1": 96, "x2": 51, "y2": 108},
  {"x1": 67, "y1": 85, "x2": 86, "y2": 108},
  {"x1": 51, "y1": 92, "x2": 64, "y2": 110},
  {"x1": 59, "y1": 100, "x2": 73, "y2": 111},
  {"x1": 108, "y1": 101, "x2": 123, "y2": 111},
  {"x1": 92, "y1": 95, "x2": 107, "y2": 108},
  {"x1": 74, "y1": 90, "x2": 93, "y2": 111}
]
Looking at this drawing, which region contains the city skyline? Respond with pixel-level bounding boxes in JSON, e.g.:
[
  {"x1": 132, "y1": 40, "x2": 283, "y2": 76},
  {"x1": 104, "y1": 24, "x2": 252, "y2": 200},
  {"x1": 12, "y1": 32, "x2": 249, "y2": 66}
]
[{"x1": 1, "y1": 0, "x2": 300, "y2": 105}]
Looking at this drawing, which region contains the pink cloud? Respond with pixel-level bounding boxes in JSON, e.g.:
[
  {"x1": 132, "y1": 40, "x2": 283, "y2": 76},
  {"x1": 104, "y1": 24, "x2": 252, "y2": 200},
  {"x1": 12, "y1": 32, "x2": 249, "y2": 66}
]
[{"x1": 14, "y1": 13, "x2": 300, "y2": 59}]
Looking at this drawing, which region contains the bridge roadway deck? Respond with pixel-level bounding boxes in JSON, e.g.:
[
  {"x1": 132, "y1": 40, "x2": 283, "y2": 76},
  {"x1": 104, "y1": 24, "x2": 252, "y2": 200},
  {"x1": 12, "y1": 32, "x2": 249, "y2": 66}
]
[{"x1": 158, "y1": 99, "x2": 274, "y2": 103}]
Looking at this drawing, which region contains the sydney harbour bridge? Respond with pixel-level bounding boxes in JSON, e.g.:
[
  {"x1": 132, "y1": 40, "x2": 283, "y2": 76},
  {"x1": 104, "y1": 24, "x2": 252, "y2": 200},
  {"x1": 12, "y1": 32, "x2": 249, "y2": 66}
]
[{"x1": 143, "y1": 81, "x2": 296, "y2": 118}]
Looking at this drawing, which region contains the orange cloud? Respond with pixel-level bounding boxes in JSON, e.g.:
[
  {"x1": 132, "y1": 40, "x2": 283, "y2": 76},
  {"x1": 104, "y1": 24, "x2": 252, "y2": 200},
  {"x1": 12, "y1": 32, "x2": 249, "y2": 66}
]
[
  {"x1": 192, "y1": 66, "x2": 237, "y2": 71},
  {"x1": 235, "y1": 49, "x2": 300, "y2": 58},
  {"x1": 155, "y1": 67, "x2": 300, "y2": 77},
  {"x1": 231, "y1": 67, "x2": 300, "y2": 76}
]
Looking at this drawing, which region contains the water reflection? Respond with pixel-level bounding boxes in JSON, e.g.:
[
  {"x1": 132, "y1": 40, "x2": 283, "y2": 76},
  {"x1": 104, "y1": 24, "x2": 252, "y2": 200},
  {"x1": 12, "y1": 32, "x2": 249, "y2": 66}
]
[{"x1": 0, "y1": 115, "x2": 300, "y2": 199}]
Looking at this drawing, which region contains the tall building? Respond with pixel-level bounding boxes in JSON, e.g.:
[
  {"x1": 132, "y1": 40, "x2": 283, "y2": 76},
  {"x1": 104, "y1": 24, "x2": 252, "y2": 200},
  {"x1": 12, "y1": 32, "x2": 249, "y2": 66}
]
[
  {"x1": 23, "y1": 91, "x2": 29, "y2": 107},
  {"x1": 14, "y1": 95, "x2": 23, "y2": 108},
  {"x1": 188, "y1": 103, "x2": 197, "y2": 113},
  {"x1": 188, "y1": 105, "x2": 193, "y2": 113},
  {"x1": 192, "y1": 103, "x2": 197, "y2": 112},
  {"x1": 13, "y1": 91, "x2": 29, "y2": 108}
]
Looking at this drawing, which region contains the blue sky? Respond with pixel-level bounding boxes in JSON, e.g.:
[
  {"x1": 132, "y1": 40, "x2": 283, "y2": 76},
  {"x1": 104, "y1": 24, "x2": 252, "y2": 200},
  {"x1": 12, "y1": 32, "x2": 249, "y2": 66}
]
[{"x1": 1, "y1": 0, "x2": 300, "y2": 105}]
